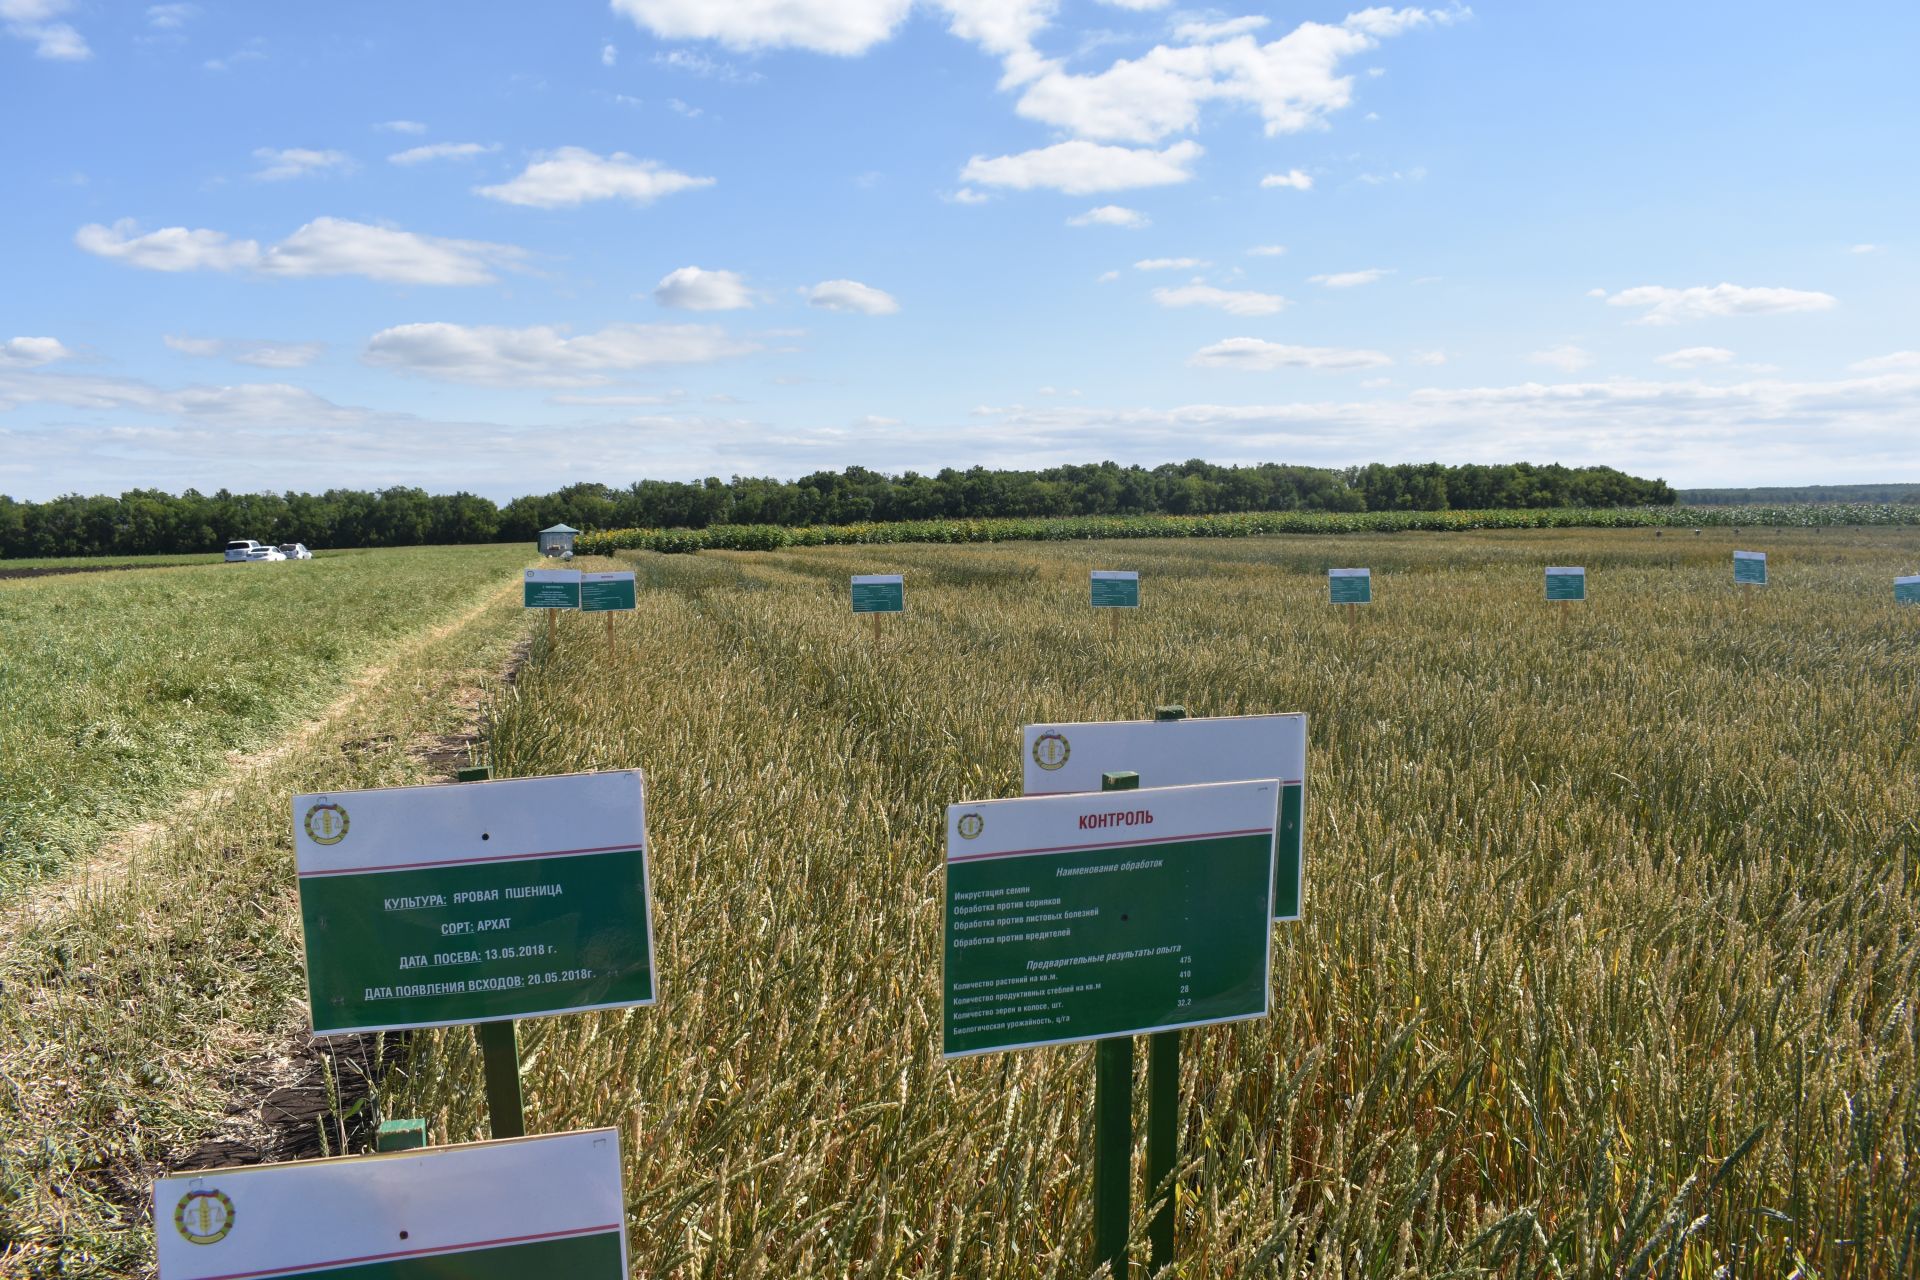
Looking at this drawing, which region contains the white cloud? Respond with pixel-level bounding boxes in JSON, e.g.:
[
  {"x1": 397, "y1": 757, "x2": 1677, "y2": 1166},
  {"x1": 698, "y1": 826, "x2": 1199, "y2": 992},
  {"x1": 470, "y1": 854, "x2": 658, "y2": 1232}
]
[
  {"x1": 1246, "y1": 244, "x2": 1286, "y2": 256},
  {"x1": 546, "y1": 392, "x2": 684, "y2": 406},
  {"x1": 376, "y1": 119, "x2": 428, "y2": 134},
  {"x1": 807, "y1": 279, "x2": 899, "y2": 315},
  {"x1": 1152, "y1": 284, "x2": 1287, "y2": 316},
  {"x1": 1134, "y1": 257, "x2": 1208, "y2": 270},
  {"x1": 948, "y1": 187, "x2": 992, "y2": 205},
  {"x1": 146, "y1": 3, "x2": 197, "y2": 28},
  {"x1": 1849, "y1": 243, "x2": 1882, "y2": 254},
  {"x1": 1260, "y1": 169, "x2": 1313, "y2": 190},
  {"x1": 252, "y1": 148, "x2": 355, "y2": 181},
  {"x1": 1190, "y1": 337, "x2": 1390, "y2": 370},
  {"x1": 1096, "y1": 270, "x2": 1120, "y2": 283},
  {"x1": 1068, "y1": 204, "x2": 1150, "y2": 228},
  {"x1": 1849, "y1": 350, "x2": 1920, "y2": 373},
  {"x1": 389, "y1": 142, "x2": 497, "y2": 165},
  {"x1": 601, "y1": 42, "x2": 617, "y2": 65},
  {"x1": 1529, "y1": 344, "x2": 1593, "y2": 372},
  {"x1": 610, "y1": 0, "x2": 912, "y2": 55},
  {"x1": 1357, "y1": 166, "x2": 1426, "y2": 184},
  {"x1": 652, "y1": 48, "x2": 764, "y2": 81},
  {"x1": 962, "y1": 139, "x2": 1201, "y2": 194},
  {"x1": 2, "y1": 0, "x2": 88, "y2": 59},
  {"x1": 666, "y1": 98, "x2": 702, "y2": 117},
  {"x1": 1173, "y1": 15, "x2": 1269, "y2": 42},
  {"x1": 0, "y1": 336, "x2": 73, "y2": 368},
  {"x1": 1411, "y1": 348, "x2": 1446, "y2": 366},
  {"x1": 476, "y1": 147, "x2": 714, "y2": 208},
  {"x1": 164, "y1": 335, "x2": 325, "y2": 368},
  {"x1": 363, "y1": 322, "x2": 760, "y2": 386},
  {"x1": 1309, "y1": 267, "x2": 1391, "y2": 288},
  {"x1": 653, "y1": 266, "x2": 756, "y2": 311},
  {"x1": 1095, "y1": 0, "x2": 1170, "y2": 9},
  {"x1": 76, "y1": 217, "x2": 524, "y2": 285},
  {"x1": 1599, "y1": 283, "x2": 1838, "y2": 326},
  {"x1": 1654, "y1": 346, "x2": 1735, "y2": 369}
]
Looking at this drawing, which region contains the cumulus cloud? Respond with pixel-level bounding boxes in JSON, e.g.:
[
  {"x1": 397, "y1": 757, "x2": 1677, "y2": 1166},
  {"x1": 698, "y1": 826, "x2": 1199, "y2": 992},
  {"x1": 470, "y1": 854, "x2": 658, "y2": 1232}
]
[
  {"x1": 653, "y1": 266, "x2": 756, "y2": 311},
  {"x1": 1174, "y1": 15, "x2": 1269, "y2": 42},
  {"x1": 1134, "y1": 257, "x2": 1208, "y2": 270},
  {"x1": 1598, "y1": 283, "x2": 1838, "y2": 325},
  {"x1": 1152, "y1": 284, "x2": 1287, "y2": 316},
  {"x1": 363, "y1": 321, "x2": 760, "y2": 386},
  {"x1": 962, "y1": 140, "x2": 1201, "y2": 194},
  {"x1": 609, "y1": 0, "x2": 911, "y2": 55},
  {"x1": 1849, "y1": 350, "x2": 1920, "y2": 373},
  {"x1": 2, "y1": 0, "x2": 89, "y2": 59},
  {"x1": 1068, "y1": 204, "x2": 1150, "y2": 228},
  {"x1": 389, "y1": 142, "x2": 498, "y2": 165},
  {"x1": 1654, "y1": 346, "x2": 1735, "y2": 369},
  {"x1": 1190, "y1": 337, "x2": 1390, "y2": 370},
  {"x1": 806, "y1": 279, "x2": 899, "y2": 315},
  {"x1": 1529, "y1": 344, "x2": 1593, "y2": 372},
  {"x1": 164, "y1": 335, "x2": 325, "y2": 368},
  {"x1": 75, "y1": 217, "x2": 525, "y2": 285},
  {"x1": 1260, "y1": 169, "x2": 1313, "y2": 190},
  {"x1": 0, "y1": 336, "x2": 73, "y2": 368},
  {"x1": 476, "y1": 147, "x2": 714, "y2": 208},
  {"x1": 1309, "y1": 267, "x2": 1390, "y2": 288},
  {"x1": 252, "y1": 148, "x2": 355, "y2": 181}
]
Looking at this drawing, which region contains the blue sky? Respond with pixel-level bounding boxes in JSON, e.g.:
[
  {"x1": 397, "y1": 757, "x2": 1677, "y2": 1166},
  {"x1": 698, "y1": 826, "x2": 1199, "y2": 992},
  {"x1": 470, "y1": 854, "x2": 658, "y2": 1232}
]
[{"x1": 2, "y1": 1, "x2": 1915, "y2": 500}]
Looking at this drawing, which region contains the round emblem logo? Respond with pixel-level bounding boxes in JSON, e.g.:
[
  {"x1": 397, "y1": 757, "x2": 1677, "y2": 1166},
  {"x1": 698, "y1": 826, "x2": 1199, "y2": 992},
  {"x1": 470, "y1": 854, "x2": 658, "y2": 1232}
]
[
  {"x1": 957, "y1": 813, "x2": 985, "y2": 840},
  {"x1": 304, "y1": 801, "x2": 349, "y2": 846},
  {"x1": 1031, "y1": 732, "x2": 1071, "y2": 772},
  {"x1": 174, "y1": 1189, "x2": 235, "y2": 1246}
]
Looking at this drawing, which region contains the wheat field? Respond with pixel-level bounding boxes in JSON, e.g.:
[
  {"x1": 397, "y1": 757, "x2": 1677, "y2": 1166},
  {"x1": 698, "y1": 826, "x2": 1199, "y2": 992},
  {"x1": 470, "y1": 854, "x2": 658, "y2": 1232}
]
[{"x1": 365, "y1": 527, "x2": 1920, "y2": 1278}]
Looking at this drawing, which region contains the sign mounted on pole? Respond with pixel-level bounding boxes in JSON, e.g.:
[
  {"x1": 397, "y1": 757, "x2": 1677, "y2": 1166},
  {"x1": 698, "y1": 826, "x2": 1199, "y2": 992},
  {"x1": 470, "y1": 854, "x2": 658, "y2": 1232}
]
[
  {"x1": 578, "y1": 570, "x2": 636, "y2": 612},
  {"x1": 154, "y1": 1129, "x2": 628, "y2": 1280},
  {"x1": 1733, "y1": 551, "x2": 1768, "y2": 586},
  {"x1": 1544, "y1": 566, "x2": 1587, "y2": 601},
  {"x1": 1023, "y1": 714, "x2": 1307, "y2": 921},
  {"x1": 523, "y1": 569, "x2": 582, "y2": 609},
  {"x1": 1328, "y1": 568, "x2": 1371, "y2": 605},
  {"x1": 942, "y1": 781, "x2": 1275, "y2": 1058},
  {"x1": 293, "y1": 771, "x2": 656, "y2": 1036},
  {"x1": 1896, "y1": 574, "x2": 1920, "y2": 604},
  {"x1": 1090, "y1": 571, "x2": 1141, "y2": 609},
  {"x1": 851, "y1": 574, "x2": 905, "y2": 613}
]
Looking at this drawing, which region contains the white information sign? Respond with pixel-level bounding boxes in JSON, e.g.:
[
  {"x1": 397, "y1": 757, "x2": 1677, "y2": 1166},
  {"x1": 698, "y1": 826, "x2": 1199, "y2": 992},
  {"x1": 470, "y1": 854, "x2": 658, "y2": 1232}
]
[
  {"x1": 154, "y1": 1129, "x2": 628, "y2": 1280},
  {"x1": 1021, "y1": 713, "x2": 1308, "y2": 921}
]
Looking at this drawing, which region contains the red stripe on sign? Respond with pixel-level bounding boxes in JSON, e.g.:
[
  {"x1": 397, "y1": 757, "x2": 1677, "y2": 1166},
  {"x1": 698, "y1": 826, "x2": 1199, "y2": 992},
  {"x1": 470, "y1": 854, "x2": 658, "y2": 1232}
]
[
  {"x1": 948, "y1": 827, "x2": 1270, "y2": 864},
  {"x1": 298, "y1": 843, "x2": 642, "y2": 878},
  {"x1": 189, "y1": 1223, "x2": 623, "y2": 1280}
]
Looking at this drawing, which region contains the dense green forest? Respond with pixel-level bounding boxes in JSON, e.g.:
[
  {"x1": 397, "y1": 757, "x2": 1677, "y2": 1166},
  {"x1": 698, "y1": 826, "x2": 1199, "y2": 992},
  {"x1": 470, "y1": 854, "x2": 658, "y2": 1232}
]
[
  {"x1": 1677, "y1": 482, "x2": 1920, "y2": 505},
  {"x1": 0, "y1": 460, "x2": 1674, "y2": 558}
]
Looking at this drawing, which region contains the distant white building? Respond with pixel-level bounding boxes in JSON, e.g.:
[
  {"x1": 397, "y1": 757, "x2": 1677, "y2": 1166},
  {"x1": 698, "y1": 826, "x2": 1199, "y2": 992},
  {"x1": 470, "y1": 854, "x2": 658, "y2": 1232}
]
[{"x1": 537, "y1": 524, "x2": 580, "y2": 556}]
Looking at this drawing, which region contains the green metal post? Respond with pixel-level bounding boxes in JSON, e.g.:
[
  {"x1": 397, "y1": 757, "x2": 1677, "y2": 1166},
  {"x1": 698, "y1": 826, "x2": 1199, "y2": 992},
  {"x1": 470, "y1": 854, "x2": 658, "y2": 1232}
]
[
  {"x1": 1094, "y1": 770, "x2": 1140, "y2": 1278},
  {"x1": 375, "y1": 1118, "x2": 426, "y2": 1152},
  {"x1": 1147, "y1": 707, "x2": 1185, "y2": 1274},
  {"x1": 454, "y1": 765, "x2": 527, "y2": 1141}
]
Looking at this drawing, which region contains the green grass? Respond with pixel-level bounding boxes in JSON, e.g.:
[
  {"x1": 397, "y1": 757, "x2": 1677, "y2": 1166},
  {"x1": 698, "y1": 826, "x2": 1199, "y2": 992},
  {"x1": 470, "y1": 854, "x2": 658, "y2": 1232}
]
[
  {"x1": 0, "y1": 551, "x2": 223, "y2": 569},
  {"x1": 0, "y1": 544, "x2": 528, "y2": 895}
]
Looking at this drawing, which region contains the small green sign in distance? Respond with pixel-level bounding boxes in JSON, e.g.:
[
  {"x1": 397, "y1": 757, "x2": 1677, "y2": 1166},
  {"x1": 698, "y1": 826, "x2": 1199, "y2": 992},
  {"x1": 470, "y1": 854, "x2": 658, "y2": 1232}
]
[
  {"x1": 294, "y1": 771, "x2": 655, "y2": 1036},
  {"x1": 944, "y1": 781, "x2": 1275, "y2": 1058},
  {"x1": 1733, "y1": 550, "x2": 1768, "y2": 585},
  {"x1": 523, "y1": 568, "x2": 582, "y2": 609},
  {"x1": 1544, "y1": 566, "x2": 1587, "y2": 601},
  {"x1": 1023, "y1": 714, "x2": 1308, "y2": 921},
  {"x1": 1090, "y1": 570, "x2": 1140, "y2": 608},
  {"x1": 1328, "y1": 568, "x2": 1371, "y2": 604},
  {"x1": 579, "y1": 570, "x2": 637, "y2": 612},
  {"x1": 1897, "y1": 574, "x2": 1920, "y2": 604},
  {"x1": 154, "y1": 1129, "x2": 627, "y2": 1279},
  {"x1": 851, "y1": 573, "x2": 905, "y2": 613}
]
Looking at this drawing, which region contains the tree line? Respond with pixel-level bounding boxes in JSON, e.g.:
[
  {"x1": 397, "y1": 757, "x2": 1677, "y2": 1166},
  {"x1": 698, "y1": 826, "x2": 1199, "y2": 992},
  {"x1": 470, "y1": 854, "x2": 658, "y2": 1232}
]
[{"x1": 0, "y1": 461, "x2": 1676, "y2": 558}]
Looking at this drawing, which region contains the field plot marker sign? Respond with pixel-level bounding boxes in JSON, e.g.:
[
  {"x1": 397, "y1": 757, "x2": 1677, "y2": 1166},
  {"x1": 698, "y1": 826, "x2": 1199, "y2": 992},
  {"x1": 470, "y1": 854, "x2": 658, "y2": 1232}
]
[
  {"x1": 1090, "y1": 570, "x2": 1140, "y2": 608},
  {"x1": 1734, "y1": 550, "x2": 1768, "y2": 586},
  {"x1": 1329, "y1": 567, "x2": 1370, "y2": 621},
  {"x1": 525, "y1": 568, "x2": 581, "y2": 647},
  {"x1": 154, "y1": 1129, "x2": 627, "y2": 1279},
  {"x1": 1024, "y1": 714, "x2": 1308, "y2": 921},
  {"x1": 293, "y1": 770, "x2": 655, "y2": 1036},
  {"x1": 579, "y1": 570, "x2": 636, "y2": 655},
  {"x1": 1896, "y1": 574, "x2": 1919, "y2": 605},
  {"x1": 1545, "y1": 566, "x2": 1587, "y2": 613},
  {"x1": 851, "y1": 573, "x2": 904, "y2": 641}
]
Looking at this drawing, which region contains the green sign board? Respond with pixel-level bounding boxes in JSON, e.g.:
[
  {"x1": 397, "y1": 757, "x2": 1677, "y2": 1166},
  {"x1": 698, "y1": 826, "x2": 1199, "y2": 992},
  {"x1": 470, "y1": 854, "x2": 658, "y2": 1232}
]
[
  {"x1": 579, "y1": 570, "x2": 637, "y2": 612},
  {"x1": 1733, "y1": 551, "x2": 1768, "y2": 586},
  {"x1": 1090, "y1": 570, "x2": 1140, "y2": 608},
  {"x1": 1544, "y1": 566, "x2": 1587, "y2": 601},
  {"x1": 1024, "y1": 714, "x2": 1307, "y2": 921},
  {"x1": 1328, "y1": 568, "x2": 1371, "y2": 604},
  {"x1": 294, "y1": 771, "x2": 656, "y2": 1036},
  {"x1": 524, "y1": 568, "x2": 582, "y2": 609},
  {"x1": 154, "y1": 1129, "x2": 627, "y2": 1279},
  {"x1": 1897, "y1": 575, "x2": 1919, "y2": 604},
  {"x1": 944, "y1": 781, "x2": 1275, "y2": 1057},
  {"x1": 851, "y1": 574, "x2": 905, "y2": 613}
]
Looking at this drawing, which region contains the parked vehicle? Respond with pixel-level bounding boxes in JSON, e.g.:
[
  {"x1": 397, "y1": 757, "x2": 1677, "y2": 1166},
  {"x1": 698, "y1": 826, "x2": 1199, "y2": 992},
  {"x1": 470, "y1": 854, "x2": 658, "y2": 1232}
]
[
  {"x1": 278, "y1": 543, "x2": 313, "y2": 560},
  {"x1": 223, "y1": 540, "x2": 285, "y2": 562}
]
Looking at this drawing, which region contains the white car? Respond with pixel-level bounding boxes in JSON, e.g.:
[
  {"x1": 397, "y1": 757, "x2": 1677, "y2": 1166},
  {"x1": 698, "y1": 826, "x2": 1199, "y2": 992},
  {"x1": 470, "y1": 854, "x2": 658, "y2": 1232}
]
[
  {"x1": 224, "y1": 540, "x2": 285, "y2": 562},
  {"x1": 278, "y1": 543, "x2": 314, "y2": 560}
]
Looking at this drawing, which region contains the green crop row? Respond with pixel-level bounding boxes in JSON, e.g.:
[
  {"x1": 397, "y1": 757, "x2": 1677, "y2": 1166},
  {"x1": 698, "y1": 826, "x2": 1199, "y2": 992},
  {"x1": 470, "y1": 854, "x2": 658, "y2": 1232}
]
[{"x1": 575, "y1": 503, "x2": 1920, "y2": 555}]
